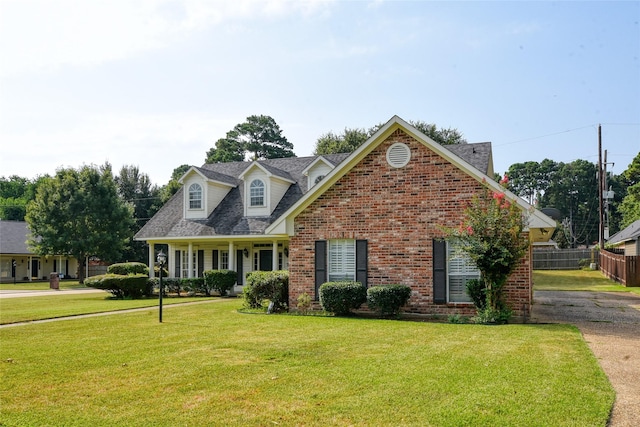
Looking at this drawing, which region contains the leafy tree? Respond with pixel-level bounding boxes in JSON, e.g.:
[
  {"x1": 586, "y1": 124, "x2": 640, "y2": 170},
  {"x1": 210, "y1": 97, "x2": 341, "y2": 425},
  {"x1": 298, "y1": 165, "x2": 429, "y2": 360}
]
[
  {"x1": 205, "y1": 115, "x2": 295, "y2": 163},
  {"x1": 26, "y1": 164, "x2": 134, "y2": 283},
  {"x1": 171, "y1": 164, "x2": 191, "y2": 181},
  {"x1": 159, "y1": 164, "x2": 191, "y2": 205},
  {"x1": 313, "y1": 120, "x2": 466, "y2": 155},
  {"x1": 115, "y1": 165, "x2": 162, "y2": 262},
  {"x1": 539, "y1": 160, "x2": 599, "y2": 247},
  {"x1": 0, "y1": 175, "x2": 45, "y2": 221},
  {"x1": 618, "y1": 182, "x2": 640, "y2": 228},
  {"x1": 314, "y1": 128, "x2": 370, "y2": 155}
]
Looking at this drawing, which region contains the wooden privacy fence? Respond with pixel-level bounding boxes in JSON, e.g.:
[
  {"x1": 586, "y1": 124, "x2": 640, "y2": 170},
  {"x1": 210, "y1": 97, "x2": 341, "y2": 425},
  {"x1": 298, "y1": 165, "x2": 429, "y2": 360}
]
[
  {"x1": 533, "y1": 249, "x2": 597, "y2": 270},
  {"x1": 600, "y1": 250, "x2": 640, "y2": 287}
]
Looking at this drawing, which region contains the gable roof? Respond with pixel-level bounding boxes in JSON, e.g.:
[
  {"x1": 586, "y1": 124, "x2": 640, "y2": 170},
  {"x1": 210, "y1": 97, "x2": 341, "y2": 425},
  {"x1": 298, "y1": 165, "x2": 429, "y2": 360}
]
[
  {"x1": 266, "y1": 115, "x2": 555, "y2": 237},
  {"x1": 0, "y1": 220, "x2": 31, "y2": 254},
  {"x1": 135, "y1": 115, "x2": 540, "y2": 241},
  {"x1": 608, "y1": 220, "x2": 640, "y2": 245}
]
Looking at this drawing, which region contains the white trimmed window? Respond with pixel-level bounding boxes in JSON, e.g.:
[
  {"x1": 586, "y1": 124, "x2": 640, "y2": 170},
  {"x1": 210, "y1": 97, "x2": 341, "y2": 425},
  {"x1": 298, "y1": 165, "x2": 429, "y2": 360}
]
[
  {"x1": 447, "y1": 241, "x2": 479, "y2": 303},
  {"x1": 188, "y1": 183, "x2": 203, "y2": 209},
  {"x1": 180, "y1": 250, "x2": 198, "y2": 278},
  {"x1": 250, "y1": 179, "x2": 265, "y2": 206},
  {"x1": 221, "y1": 250, "x2": 229, "y2": 270},
  {"x1": 328, "y1": 239, "x2": 356, "y2": 281}
]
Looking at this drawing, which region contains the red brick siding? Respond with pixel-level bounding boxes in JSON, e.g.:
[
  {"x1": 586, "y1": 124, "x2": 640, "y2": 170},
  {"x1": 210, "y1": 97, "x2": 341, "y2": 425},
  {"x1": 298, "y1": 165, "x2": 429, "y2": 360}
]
[{"x1": 289, "y1": 130, "x2": 532, "y2": 319}]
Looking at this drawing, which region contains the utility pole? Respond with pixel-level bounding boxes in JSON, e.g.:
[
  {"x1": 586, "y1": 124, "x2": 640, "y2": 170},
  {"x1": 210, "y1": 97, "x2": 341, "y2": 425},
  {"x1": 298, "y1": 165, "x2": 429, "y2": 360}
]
[{"x1": 598, "y1": 124, "x2": 604, "y2": 249}]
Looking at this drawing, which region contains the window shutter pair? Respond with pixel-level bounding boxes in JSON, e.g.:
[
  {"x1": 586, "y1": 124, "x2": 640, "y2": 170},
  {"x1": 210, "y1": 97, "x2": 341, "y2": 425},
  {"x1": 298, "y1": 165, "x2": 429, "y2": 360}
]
[{"x1": 314, "y1": 240, "x2": 368, "y2": 296}]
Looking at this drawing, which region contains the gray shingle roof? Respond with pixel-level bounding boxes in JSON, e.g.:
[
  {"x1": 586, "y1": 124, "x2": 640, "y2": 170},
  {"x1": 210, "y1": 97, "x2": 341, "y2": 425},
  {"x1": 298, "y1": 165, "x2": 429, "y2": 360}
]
[
  {"x1": 135, "y1": 144, "x2": 490, "y2": 240},
  {"x1": 0, "y1": 220, "x2": 32, "y2": 254},
  {"x1": 448, "y1": 142, "x2": 492, "y2": 175},
  {"x1": 608, "y1": 219, "x2": 640, "y2": 245}
]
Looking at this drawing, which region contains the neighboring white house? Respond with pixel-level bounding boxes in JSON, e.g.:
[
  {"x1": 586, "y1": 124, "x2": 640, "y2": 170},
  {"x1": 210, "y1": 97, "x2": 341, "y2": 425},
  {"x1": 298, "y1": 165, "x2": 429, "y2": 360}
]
[
  {"x1": 0, "y1": 220, "x2": 79, "y2": 282},
  {"x1": 607, "y1": 219, "x2": 640, "y2": 256}
]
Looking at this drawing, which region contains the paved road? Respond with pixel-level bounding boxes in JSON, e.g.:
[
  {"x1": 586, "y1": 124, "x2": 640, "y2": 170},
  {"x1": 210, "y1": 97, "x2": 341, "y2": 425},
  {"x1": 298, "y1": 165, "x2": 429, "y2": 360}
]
[{"x1": 532, "y1": 290, "x2": 640, "y2": 427}]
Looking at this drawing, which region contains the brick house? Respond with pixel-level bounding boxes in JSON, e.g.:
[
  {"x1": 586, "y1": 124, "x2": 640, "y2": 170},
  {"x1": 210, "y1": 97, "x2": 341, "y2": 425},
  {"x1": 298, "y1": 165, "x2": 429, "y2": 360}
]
[{"x1": 135, "y1": 116, "x2": 555, "y2": 319}]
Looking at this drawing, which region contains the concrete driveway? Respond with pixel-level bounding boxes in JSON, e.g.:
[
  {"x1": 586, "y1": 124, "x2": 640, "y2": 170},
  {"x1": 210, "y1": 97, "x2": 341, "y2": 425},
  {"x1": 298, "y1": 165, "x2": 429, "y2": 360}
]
[{"x1": 532, "y1": 290, "x2": 640, "y2": 427}]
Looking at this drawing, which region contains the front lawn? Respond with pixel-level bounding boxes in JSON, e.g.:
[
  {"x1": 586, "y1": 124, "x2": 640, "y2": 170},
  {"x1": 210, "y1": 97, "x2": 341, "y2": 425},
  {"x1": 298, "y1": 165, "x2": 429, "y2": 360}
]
[
  {"x1": 0, "y1": 279, "x2": 85, "y2": 291},
  {"x1": 0, "y1": 299, "x2": 613, "y2": 426},
  {"x1": 0, "y1": 293, "x2": 217, "y2": 325},
  {"x1": 533, "y1": 269, "x2": 640, "y2": 295}
]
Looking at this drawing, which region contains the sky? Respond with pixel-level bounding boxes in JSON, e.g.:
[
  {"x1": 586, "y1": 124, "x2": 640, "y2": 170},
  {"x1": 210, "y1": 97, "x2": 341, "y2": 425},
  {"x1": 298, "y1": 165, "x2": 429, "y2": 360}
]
[{"x1": 1, "y1": 0, "x2": 639, "y2": 187}]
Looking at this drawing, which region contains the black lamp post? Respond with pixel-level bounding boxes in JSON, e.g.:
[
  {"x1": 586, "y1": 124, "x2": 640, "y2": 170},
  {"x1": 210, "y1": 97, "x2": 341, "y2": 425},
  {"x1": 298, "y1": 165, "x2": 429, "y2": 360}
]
[{"x1": 157, "y1": 251, "x2": 166, "y2": 323}]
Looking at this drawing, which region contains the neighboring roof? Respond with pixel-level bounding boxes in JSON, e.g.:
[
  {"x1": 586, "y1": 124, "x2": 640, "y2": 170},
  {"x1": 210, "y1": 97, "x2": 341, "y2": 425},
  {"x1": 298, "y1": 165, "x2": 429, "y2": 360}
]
[
  {"x1": 136, "y1": 115, "x2": 548, "y2": 241},
  {"x1": 608, "y1": 220, "x2": 640, "y2": 245},
  {"x1": 0, "y1": 220, "x2": 31, "y2": 254}
]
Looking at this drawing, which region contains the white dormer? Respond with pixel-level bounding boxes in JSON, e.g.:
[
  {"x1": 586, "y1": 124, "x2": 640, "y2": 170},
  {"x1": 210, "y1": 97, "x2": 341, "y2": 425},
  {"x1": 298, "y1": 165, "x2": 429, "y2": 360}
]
[
  {"x1": 302, "y1": 156, "x2": 336, "y2": 191},
  {"x1": 239, "y1": 162, "x2": 295, "y2": 217},
  {"x1": 179, "y1": 167, "x2": 235, "y2": 219}
]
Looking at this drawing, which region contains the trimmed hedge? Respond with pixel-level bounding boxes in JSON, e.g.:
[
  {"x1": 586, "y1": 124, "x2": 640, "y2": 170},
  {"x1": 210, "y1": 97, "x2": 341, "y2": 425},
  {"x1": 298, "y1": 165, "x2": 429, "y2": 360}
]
[
  {"x1": 203, "y1": 270, "x2": 237, "y2": 296},
  {"x1": 243, "y1": 270, "x2": 289, "y2": 312},
  {"x1": 319, "y1": 281, "x2": 366, "y2": 316},
  {"x1": 85, "y1": 274, "x2": 151, "y2": 299},
  {"x1": 107, "y1": 262, "x2": 149, "y2": 276},
  {"x1": 366, "y1": 284, "x2": 411, "y2": 317}
]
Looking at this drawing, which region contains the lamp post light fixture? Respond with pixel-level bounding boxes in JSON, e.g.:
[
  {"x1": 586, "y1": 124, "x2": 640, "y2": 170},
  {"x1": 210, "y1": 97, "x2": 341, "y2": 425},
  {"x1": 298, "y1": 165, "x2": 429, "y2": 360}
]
[{"x1": 157, "y1": 251, "x2": 167, "y2": 323}]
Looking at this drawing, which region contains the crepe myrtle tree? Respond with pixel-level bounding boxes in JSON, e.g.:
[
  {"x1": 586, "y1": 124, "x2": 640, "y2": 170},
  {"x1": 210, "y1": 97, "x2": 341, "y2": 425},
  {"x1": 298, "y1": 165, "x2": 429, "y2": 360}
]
[{"x1": 448, "y1": 175, "x2": 530, "y2": 322}]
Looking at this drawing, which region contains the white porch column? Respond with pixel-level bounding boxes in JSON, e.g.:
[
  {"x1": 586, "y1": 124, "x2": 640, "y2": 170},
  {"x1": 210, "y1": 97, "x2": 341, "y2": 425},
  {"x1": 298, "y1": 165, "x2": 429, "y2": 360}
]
[
  {"x1": 167, "y1": 243, "x2": 174, "y2": 278},
  {"x1": 147, "y1": 242, "x2": 155, "y2": 278},
  {"x1": 188, "y1": 242, "x2": 193, "y2": 278},
  {"x1": 228, "y1": 242, "x2": 235, "y2": 272},
  {"x1": 272, "y1": 240, "x2": 278, "y2": 271}
]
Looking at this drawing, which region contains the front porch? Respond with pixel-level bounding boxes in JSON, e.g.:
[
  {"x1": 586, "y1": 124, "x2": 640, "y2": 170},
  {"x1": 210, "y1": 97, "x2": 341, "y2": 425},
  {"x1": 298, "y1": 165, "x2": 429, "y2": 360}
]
[{"x1": 146, "y1": 238, "x2": 290, "y2": 293}]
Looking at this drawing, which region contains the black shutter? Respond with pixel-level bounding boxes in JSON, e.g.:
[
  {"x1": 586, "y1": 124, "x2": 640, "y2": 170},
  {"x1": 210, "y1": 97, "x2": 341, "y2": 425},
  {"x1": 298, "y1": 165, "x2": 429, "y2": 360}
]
[
  {"x1": 315, "y1": 240, "x2": 327, "y2": 298},
  {"x1": 433, "y1": 239, "x2": 447, "y2": 304},
  {"x1": 236, "y1": 250, "x2": 243, "y2": 285},
  {"x1": 212, "y1": 250, "x2": 219, "y2": 270},
  {"x1": 197, "y1": 250, "x2": 204, "y2": 277},
  {"x1": 356, "y1": 239, "x2": 368, "y2": 287},
  {"x1": 175, "y1": 250, "x2": 181, "y2": 278}
]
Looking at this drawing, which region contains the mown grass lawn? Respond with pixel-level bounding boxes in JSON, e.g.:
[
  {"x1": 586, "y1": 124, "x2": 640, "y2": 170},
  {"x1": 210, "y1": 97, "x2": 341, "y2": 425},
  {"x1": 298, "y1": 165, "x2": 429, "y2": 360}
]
[
  {"x1": 0, "y1": 293, "x2": 217, "y2": 325},
  {"x1": 0, "y1": 280, "x2": 85, "y2": 291},
  {"x1": 0, "y1": 298, "x2": 613, "y2": 426},
  {"x1": 533, "y1": 269, "x2": 640, "y2": 295}
]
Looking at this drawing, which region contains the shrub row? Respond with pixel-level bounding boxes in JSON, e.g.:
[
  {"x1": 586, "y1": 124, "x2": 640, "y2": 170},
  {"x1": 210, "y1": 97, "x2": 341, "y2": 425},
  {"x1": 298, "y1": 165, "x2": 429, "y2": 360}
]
[
  {"x1": 318, "y1": 282, "x2": 411, "y2": 317},
  {"x1": 243, "y1": 270, "x2": 289, "y2": 313},
  {"x1": 107, "y1": 262, "x2": 149, "y2": 276},
  {"x1": 85, "y1": 273, "x2": 151, "y2": 299}
]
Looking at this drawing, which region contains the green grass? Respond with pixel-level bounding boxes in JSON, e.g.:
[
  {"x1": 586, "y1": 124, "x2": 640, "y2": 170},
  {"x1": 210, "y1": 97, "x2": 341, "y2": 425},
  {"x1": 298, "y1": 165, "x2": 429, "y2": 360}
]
[
  {"x1": 0, "y1": 279, "x2": 85, "y2": 291},
  {"x1": 0, "y1": 299, "x2": 613, "y2": 426},
  {"x1": 533, "y1": 269, "x2": 640, "y2": 295},
  {"x1": 0, "y1": 293, "x2": 217, "y2": 325}
]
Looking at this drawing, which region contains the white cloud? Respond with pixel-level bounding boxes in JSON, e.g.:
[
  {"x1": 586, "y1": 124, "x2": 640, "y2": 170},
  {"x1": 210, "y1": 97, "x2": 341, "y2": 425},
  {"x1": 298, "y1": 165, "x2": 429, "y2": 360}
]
[
  {"x1": 0, "y1": 111, "x2": 237, "y2": 184},
  {"x1": 0, "y1": 0, "x2": 335, "y2": 76}
]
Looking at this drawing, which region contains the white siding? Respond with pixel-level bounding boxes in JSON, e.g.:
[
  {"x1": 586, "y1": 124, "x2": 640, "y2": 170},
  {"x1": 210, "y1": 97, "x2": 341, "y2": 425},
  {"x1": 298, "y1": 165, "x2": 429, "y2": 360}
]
[
  {"x1": 269, "y1": 177, "x2": 292, "y2": 213},
  {"x1": 206, "y1": 181, "x2": 232, "y2": 215},
  {"x1": 307, "y1": 163, "x2": 333, "y2": 190},
  {"x1": 244, "y1": 169, "x2": 270, "y2": 216}
]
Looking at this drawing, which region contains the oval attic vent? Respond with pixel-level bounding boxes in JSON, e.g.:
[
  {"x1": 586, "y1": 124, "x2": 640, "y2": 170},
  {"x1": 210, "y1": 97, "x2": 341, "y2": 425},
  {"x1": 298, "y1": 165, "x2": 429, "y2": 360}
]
[{"x1": 386, "y1": 142, "x2": 411, "y2": 168}]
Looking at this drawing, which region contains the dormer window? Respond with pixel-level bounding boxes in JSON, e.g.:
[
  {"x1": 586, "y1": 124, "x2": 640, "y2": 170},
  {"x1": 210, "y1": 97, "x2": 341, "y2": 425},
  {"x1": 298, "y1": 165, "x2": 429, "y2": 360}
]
[
  {"x1": 188, "y1": 183, "x2": 203, "y2": 209},
  {"x1": 250, "y1": 179, "x2": 265, "y2": 206}
]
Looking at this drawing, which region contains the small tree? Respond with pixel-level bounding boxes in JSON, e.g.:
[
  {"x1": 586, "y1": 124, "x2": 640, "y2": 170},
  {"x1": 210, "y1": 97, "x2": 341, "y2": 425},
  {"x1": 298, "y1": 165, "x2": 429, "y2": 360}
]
[{"x1": 449, "y1": 177, "x2": 529, "y2": 323}]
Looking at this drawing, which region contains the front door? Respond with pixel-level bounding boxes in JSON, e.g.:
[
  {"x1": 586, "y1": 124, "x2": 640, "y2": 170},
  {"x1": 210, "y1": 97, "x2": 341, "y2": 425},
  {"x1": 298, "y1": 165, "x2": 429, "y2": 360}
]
[
  {"x1": 259, "y1": 250, "x2": 273, "y2": 271},
  {"x1": 31, "y1": 259, "x2": 39, "y2": 279}
]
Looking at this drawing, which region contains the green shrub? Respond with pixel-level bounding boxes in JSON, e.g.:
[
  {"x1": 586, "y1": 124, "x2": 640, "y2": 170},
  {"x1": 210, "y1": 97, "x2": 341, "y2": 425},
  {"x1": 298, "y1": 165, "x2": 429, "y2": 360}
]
[
  {"x1": 296, "y1": 292, "x2": 312, "y2": 314},
  {"x1": 180, "y1": 277, "x2": 205, "y2": 295},
  {"x1": 319, "y1": 281, "x2": 366, "y2": 316},
  {"x1": 149, "y1": 277, "x2": 183, "y2": 296},
  {"x1": 472, "y1": 306, "x2": 513, "y2": 325},
  {"x1": 243, "y1": 271, "x2": 289, "y2": 312},
  {"x1": 85, "y1": 274, "x2": 151, "y2": 299},
  {"x1": 203, "y1": 270, "x2": 237, "y2": 296},
  {"x1": 107, "y1": 262, "x2": 149, "y2": 276},
  {"x1": 366, "y1": 284, "x2": 411, "y2": 317},
  {"x1": 465, "y1": 278, "x2": 487, "y2": 310}
]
